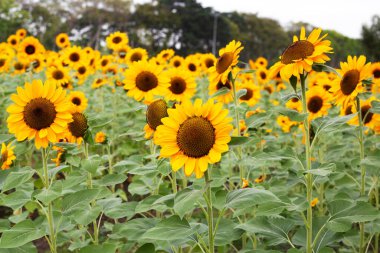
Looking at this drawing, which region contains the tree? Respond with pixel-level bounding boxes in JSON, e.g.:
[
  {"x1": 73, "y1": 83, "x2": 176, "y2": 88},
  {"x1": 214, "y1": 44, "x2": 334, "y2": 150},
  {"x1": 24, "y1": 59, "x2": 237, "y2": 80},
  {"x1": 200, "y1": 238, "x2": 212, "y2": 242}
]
[{"x1": 362, "y1": 15, "x2": 380, "y2": 61}]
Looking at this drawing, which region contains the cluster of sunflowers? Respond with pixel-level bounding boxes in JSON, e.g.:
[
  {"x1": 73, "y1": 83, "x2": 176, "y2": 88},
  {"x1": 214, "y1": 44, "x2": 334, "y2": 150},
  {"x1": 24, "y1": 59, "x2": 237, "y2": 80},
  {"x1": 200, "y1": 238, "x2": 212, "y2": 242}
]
[{"x1": 1, "y1": 27, "x2": 380, "y2": 178}]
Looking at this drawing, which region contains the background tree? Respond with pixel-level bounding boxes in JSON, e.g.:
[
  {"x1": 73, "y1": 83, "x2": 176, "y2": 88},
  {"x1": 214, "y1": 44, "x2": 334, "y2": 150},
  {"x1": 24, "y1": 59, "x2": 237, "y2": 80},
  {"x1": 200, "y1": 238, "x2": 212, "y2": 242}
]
[{"x1": 362, "y1": 15, "x2": 380, "y2": 61}]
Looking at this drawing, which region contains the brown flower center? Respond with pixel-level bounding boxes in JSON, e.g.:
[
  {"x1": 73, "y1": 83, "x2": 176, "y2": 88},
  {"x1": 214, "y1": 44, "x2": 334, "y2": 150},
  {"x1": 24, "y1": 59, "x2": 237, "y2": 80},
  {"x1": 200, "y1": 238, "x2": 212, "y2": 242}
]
[
  {"x1": 68, "y1": 113, "x2": 88, "y2": 138},
  {"x1": 344, "y1": 105, "x2": 353, "y2": 115},
  {"x1": 0, "y1": 59, "x2": 5, "y2": 67},
  {"x1": 69, "y1": 52, "x2": 80, "y2": 62},
  {"x1": 53, "y1": 70, "x2": 64, "y2": 80},
  {"x1": 173, "y1": 60, "x2": 181, "y2": 67},
  {"x1": 146, "y1": 99, "x2": 168, "y2": 130},
  {"x1": 60, "y1": 38, "x2": 65, "y2": 43},
  {"x1": 361, "y1": 105, "x2": 374, "y2": 124},
  {"x1": 169, "y1": 77, "x2": 187, "y2": 95},
  {"x1": 14, "y1": 62, "x2": 23, "y2": 70},
  {"x1": 216, "y1": 80, "x2": 232, "y2": 90},
  {"x1": 72, "y1": 97, "x2": 81, "y2": 106},
  {"x1": 281, "y1": 40, "x2": 314, "y2": 64},
  {"x1": 188, "y1": 63, "x2": 197, "y2": 72},
  {"x1": 373, "y1": 69, "x2": 380, "y2": 79},
  {"x1": 1, "y1": 150, "x2": 8, "y2": 164},
  {"x1": 101, "y1": 59, "x2": 108, "y2": 67},
  {"x1": 24, "y1": 98, "x2": 57, "y2": 130},
  {"x1": 340, "y1": 69, "x2": 360, "y2": 95},
  {"x1": 240, "y1": 88, "x2": 253, "y2": 100},
  {"x1": 11, "y1": 39, "x2": 16, "y2": 45},
  {"x1": 205, "y1": 58, "x2": 214, "y2": 68},
  {"x1": 112, "y1": 36, "x2": 122, "y2": 44},
  {"x1": 25, "y1": 45, "x2": 36, "y2": 55},
  {"x1": 260, "y1": 71, "x2": 267, "y2": 80},
  {"x1": 78, "y1": 66, "x2": 86, "y2": 74},
  {"x1": 130, "y1": 52, "x2": 142, "y2": 62},
  {"x1": 135, "y1": 71, "x2": 158, "y2": 92},
  {"x1": 177, "y1": 117, "x2": 215, "y2": 158},
  {"x1": 307, "y1": 96, "x2": 323, "y2": 113},
  {"x1": 216, "y1": 52, "x2": 234, "y2": 74}
]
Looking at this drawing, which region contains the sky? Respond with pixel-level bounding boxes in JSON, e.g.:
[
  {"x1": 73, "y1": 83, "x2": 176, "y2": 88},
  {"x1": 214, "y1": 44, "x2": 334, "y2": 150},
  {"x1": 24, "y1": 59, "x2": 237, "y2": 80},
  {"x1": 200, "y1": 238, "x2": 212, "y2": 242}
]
[{"x1": 134, "y1": 0, "x2": 380, "y2": 38}]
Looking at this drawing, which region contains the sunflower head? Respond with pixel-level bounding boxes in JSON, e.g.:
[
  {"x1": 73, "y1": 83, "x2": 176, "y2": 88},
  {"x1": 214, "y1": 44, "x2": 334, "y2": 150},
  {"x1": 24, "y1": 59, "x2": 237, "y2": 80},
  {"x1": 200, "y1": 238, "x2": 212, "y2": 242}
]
[
  {"x1": 154, "y1": 99, "x2": 233, "y2": 178},
  {"x1": 270, "y1": 27, "x2": 332, "y2": 80},
  {"x1": 106, "y1": 31, "x2": 129, "y2": 51},
  {"x1": 146, "y1": 99, "x2": 168, "y2": 130},
  {"x1": 68, "y1": 91, "x2": 88, "y2": 113},
  {"x1": 95, "y1": 131, "x2": 107, "y2": 144},
  {"x1": 306, "y1": 86, "x2": 332, "y2": 120},
  {"x1": 1, "y1": 143, "x2": 16, "y2": 170},
  {"x1": 67, "y1": 111, "x2": 89, "y2": 144},
  {"x1": 7, "y1": 80, "x2": 73, "y2": 149},
  {"x1": 56, "y1": 33, "x2": 70, "y2": 48}
]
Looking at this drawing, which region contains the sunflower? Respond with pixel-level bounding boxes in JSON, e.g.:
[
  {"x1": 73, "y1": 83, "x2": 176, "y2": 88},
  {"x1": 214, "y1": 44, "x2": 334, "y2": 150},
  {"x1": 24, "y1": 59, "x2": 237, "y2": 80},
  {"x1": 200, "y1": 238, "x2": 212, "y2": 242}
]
[
  {"x1": 208, "y1": 77, "x2": 234, "y2": 104},
  {"x1": 12, "y1": 61, "x2": 26, "y2": 75},
  {"x1": 123, "y1": 60, "x2": 169, "y2": 102},
  {"x1": 209, "y1": 40, "x2": 243, "y2": 84},
  {"x1": 97, "y1": 55, "x2": 114, "y2": 71},
  {"x1": 7, "y1": 80, "x2": 73, "y2": 149},
  {"x1": 371, "y1": 62, "x2": 380, "y2": 82},
  {"x1": 340, "y1": 101, "x2": 354, "y2": 116},
  {"x1": 165, "y1": 68, "x2": 196, "y2": 102},
  {"x1": 184, "y1": 56, "x2": 201, "y2": 76},
  {"x1": 270, "y1": 27, "x2": 332, "y2": 80},
  {"x1": 16, "y1": 29, "x2": 27, "y2": 39},
  {"x1": 330, "y1": 55, "x2": 372, "y2": 106},
  {"x1": 201, "y1": 53, "x2": 216, "y2": 71},
  {"x1": 56, "y1": 33, "x2": 70, "y2": 48},
  {"x1": 95, "y1": 132, "x2": 107, "y2": 144},
  {"x1": 46, "y1": 66, "x2": 71, "y2": 87},
  {"x1": 68, "y1": 91, "x2": 88, "y2": 112},
  {"x1": 1, "y1": 143, "x2": 16, "y2": 170},
  {"x1": 0, "y1": 56, "x2": 10, "y2": 73},
  {"x1": 63, "y1": 46, "x2": 86, "y2": 67},
  {"x1": 238, "y1": 81, "x2": 261, "y2": 107},
  {"x1": 30, "y1": 54, "x2": 46, "y2": 73},
  {"x1": 306, "y1": 86, "x2": 332, "y2": 120},
  {"x1": 75, "y1": 63, "x2": 92, "y2": 84},
  {"x1": 18, "y1": 37, "x2": 45, "y2": 59},
  {"x1": 144, "y1": 99, "x2": 168, "y2": 139},
  {"x1": 169, "y1": 56, "x2": 185, "y2": 68},
  {"x1": 157, "y1": 49, "x2": 175, "y2": 63},
  {"x1": 66, "y1": 110, "x2": 88, "y2": 144},
  {"x1": 286, "y1": 97, "x2": 302, "y2": 112},
  {"x1": 255, "y1": 57, "x2": 268, "y2": 68},
  {"x1": 349, "y1": 97, "x2": 380, "y2": 130},
  {"x1": 7, "y1": 34, "x2": 20, "y2": 48},
  {"x1": 256, "y1": 67, "x2": 270, "y2": 84},
  {"x1": 277, "y1": 115, "x2": 297, "y2": 133},
  {"x1": 125, "y1": 48, "x2": 148, "y2": 65},
  {"x1": 106, "y1": 31, "x2": 129, "y2": 51},
  {"x1": 154, "y1": 99, "x2": 233, "y2": 178},
  {"x1": 92, "y1": 78, "x2": 107, "y2": 89}
]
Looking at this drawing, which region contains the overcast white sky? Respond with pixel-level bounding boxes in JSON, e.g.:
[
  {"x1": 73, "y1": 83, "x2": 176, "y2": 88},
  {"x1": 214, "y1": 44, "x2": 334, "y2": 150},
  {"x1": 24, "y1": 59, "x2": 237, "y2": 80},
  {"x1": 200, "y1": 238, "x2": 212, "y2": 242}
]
[{"x1": 134, "y1": 0, "x2": 380, "y2": 38}]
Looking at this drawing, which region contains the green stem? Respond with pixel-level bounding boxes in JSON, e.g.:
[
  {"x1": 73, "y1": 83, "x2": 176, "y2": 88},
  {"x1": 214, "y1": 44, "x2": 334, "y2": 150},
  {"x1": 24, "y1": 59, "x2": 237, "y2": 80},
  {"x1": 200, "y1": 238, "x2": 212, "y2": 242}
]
[
  {"x1": 41, "y1": 148, "x2": 57, "y2": 253},
  {"x1": 300, "y1": 74, "x2": 313, "y2": 253},
  {"x1": 107, "y1": 144, "x2": 115, "y2": 192},
  {"x1": 356, "y1": 97, "x2": 366, "y2": 253},
  {"x1": 84, "y1": 143, "x2": 99, "y2": 245},
  {"x1": 205, "y1": 170, "x2": 214, "y2": 253},
  {"x1": 172, "y1": 171, "x2": 177, "y2": 194}
]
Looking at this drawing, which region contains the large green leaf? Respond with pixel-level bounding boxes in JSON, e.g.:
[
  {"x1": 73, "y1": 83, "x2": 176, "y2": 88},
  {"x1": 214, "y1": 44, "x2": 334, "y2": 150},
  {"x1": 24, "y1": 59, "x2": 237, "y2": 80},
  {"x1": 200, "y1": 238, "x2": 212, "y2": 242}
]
[
  {"x1": 2, "y1": 168, "x2": 34, "y2": 192},
  {"x1": 225, "y1": 188, "x2": 280, "y2": 209},
  {"x1": 142, "y1": 215, "x2": 193, "y2": 241},
  {"x1": 174, "y1": 188, "x2": 202, "y2": 218},
  {"x1": 0, "y1": 220, "x2": 46, "y2": 248}
]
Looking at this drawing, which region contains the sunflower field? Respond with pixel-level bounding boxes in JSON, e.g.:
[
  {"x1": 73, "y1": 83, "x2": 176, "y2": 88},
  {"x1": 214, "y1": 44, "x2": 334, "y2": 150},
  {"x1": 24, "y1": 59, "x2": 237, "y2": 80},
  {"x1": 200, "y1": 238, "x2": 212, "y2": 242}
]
[{"x1": 0, "y1": 24, "x2": 380, "y2": 253}]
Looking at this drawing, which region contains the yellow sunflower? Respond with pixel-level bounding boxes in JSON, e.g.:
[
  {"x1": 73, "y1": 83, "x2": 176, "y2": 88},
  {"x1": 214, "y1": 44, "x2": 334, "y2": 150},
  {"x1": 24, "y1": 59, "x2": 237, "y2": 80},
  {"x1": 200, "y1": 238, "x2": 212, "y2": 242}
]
[
  {"x1": 208, "y1": 77, "x2": 234, "y2": 104},
  {"x1": 256, "y1": 57, "x2": 268, "y2": 68},
  {"x1": 95, "y1": 132, "x2": 107, "y2": 144},
  {"x1": 97, "y1": 55, "x2": 114, "y2": 71},
  {"x1": 270, "y1": 27, "x2": 332, "y2": 80},
  {"x1": 18, "y1": 37, "x2": 45, "y2": 59},
  {"x1": 201, "y1": 53, "x2": 216, "y2": 71},
  {"x1": 165, "y1": 68, "x2": 196, "y2": 102},
  {"x1": 123, "y1": 60, "x2": 170, "y2": 102},
  {"x1": 12, "y1": 61, "x2": 26, "y2": 75},
  {"x1": 56, "y1": 33, "x2": 70, "y2": 48},
  {"x1": 330, "y1": 55, "x2": 372, "y2": 106},
  {"x1": 306, "y1": 86, "x2": 332, "y2": 120},
  {"x1": 75, "y1": 63, "x2": 92, "y2": 84},
  {"x1": 157, "y1": 49, "x2": 175, "y2": 63},
  {"x1": 256, "y1": 67, "x2": 270, "y2": 84},
  {"x1": 68, "y1": 91, "x2": 88, "y2": 112},
  {"x1": 340, "y1": 101, "x2": 354, "y2": 116},
  {"x1": 7, "y1": 34, "x2": 20, "y2": 48},
  {"x1": 7, "y1": 80, "x2": 73, "y2": 149},
  {"x1": 184, "y1": 55, "x2": 201, "y2": 76},
  {"x1": 349, "y1": 97, "x2": 380, "y2": 130},
  {"x1": 277, "y1": 115, "x2": 298, "y2": 133},
  {"x1": 286, "y1": 97, "x2": 302, "y2": 112},
  {"x1": 46, "y1": 66, "x2": 71, "y2": 87},
  {"x1": 106, "y1": 31, "x2": 129, "y2": 51},
  {"x1": 16, "y1": 29, "x2": 27, "y2": 39},
  {"x1": 154, "y1": 99, "x2": 233, "y2": 178},
  {"x1": 125, "y1": 48, "x2": 148, "y2": 65},
  {"x1": 63, "y1": 46, "x2": 86, "y2": 67},
  {"x1": 169, "y1": 56, "x2": 185, "y2": 68},
  {"x1": 1, "y1": 143, "x2": 16, "y2": 170},
  {"x1": 144, "y1": 99, "x2": 168, "y2": 139},
  {"x1": 0, "y1": 56, "x2": 10, "y2": 73},
  {"x1": 209, "y1": 40, "x2": 243, "y2": 84},
  {"x1": 238, "y1": 81, "x2": 261, "y2": 107}
]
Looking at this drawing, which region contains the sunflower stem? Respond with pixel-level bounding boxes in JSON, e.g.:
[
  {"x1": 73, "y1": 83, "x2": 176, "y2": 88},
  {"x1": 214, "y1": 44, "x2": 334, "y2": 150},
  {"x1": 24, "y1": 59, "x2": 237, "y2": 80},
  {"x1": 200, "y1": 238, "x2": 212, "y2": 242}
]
[
  {"x1": 300, "y1": 74, "x2": 313, "y2": 253},
  {"x1": 107, "y1": 144, "x2": 115, "y2": 192},
  {"x1": 41, "y1": 148, "x2": 57, "y2": 253},
  {"x1": 172, "y1": 171, "x2": 177, "y2": 194},
  {"x1": 204, "y1": 170, "x2": 214, "y2": 253},
  {"x1": 356, "y1": 96, "x2": 366, "y2": 253}
]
